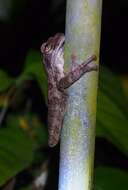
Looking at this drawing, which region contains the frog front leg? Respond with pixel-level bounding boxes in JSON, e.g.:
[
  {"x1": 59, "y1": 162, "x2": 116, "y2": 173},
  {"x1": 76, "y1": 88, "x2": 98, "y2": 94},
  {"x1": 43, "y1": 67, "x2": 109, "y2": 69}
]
[{"x1": 58, "y1": 54, "x2": 98, "y2": 90}]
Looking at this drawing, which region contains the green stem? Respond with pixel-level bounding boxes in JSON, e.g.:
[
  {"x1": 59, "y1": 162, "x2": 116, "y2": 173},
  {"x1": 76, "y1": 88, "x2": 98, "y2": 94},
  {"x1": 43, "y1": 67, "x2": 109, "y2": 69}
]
[{"x1": 59, "y1": 0, "x2": 102, "y2": 190}]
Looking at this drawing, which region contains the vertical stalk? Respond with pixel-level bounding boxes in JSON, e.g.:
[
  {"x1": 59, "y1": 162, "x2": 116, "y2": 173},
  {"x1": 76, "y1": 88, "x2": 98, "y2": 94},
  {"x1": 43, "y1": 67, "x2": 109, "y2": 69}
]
[{"x1": 59, "y1": 0, "x2": 102, "y2": 190}]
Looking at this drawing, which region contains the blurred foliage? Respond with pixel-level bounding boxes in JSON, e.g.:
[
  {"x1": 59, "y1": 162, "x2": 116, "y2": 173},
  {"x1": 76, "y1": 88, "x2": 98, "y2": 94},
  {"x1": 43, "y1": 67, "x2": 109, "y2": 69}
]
[
  {"x1": 0, "y1": 70, "x2": 14, "y2": 92},
  {"x1": 121, "y1": 75, "x2": 128, "y2": 96},
  {"x1": 94, "y1": 167, "x2": 128, "y2": 190},
  {"x1": 0, "y1": 0, "x2": 12, "y2": 21},
  {"x1": 0, "y1": 0, "x2": 64, "y2": 23},
  {"x1": 0, "y1": 122, "x2": 34, "y2": 186},
  {"x1": 19, "y1": 50, "x2": 48, "y2": 103},
  {"x1": 97, "y1": 67, "x2": 128, "y2": 156}
]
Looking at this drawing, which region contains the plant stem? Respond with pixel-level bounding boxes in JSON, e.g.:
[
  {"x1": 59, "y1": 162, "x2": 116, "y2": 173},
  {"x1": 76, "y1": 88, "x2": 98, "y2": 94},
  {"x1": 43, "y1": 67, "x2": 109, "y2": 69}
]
[{"x1": 58, "y1": 0, "x2": 102, "y2": 190}]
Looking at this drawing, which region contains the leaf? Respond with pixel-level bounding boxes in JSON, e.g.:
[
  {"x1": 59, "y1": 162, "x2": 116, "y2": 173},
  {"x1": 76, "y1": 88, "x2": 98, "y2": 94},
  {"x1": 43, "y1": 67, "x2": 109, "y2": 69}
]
[
  {"x1": 0, "y1": 70, "x2": 14, "y2": 92},
  {"x1": 121, "y1": 75, "x2": 128, "y2": 97},
  {"x1": 18, "y1": 50, "x2": 48, "y2": 103},
  {"x1": 0, "y1": 123, "x2": 34, "y2": 186},
  {"x1": 98, "y1": 66, "x2": 128, "y2": 111},
  {"x1": 7, "y1": 114, "x2": 48, "y2": 148},
  {"x1": 96, "y1": 66, "x2": 128, "y2": 156},
  {"x1": 94, "y1": 167, "x2": 128, "y2": 190},
  {"x1": 19, "y1": 113, "x2": 48, "y2": 148}
]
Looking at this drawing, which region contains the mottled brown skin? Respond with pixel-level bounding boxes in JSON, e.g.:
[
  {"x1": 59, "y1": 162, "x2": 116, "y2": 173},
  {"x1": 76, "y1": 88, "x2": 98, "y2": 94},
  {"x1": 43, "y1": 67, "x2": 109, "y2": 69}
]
[{"x1": 41, "y1": 33, "x2": 98, "y2": 147}]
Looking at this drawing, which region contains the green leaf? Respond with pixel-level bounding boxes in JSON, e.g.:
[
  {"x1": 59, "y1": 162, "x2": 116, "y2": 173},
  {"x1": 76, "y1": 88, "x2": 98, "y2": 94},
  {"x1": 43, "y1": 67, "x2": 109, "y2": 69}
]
[
  {"x1": 94, "y1": 167, "x2": 128, "y2": 190},
  {"x1": 121, "y1": 76, "x2": 128, "y2": 97},
  {"x1": 96, "y1": 66, "x2": 128, "y2": 156},
  {"x1": 20, "y1": 113, "x2": 48, "y2": 148},
  {"x1": 98, "y1": 67, "x2": 128, "y2": 112},
  {"x1": 6, "y1": 113, "x2": 48, "y2": 148},
  {"x1": 0, "y1": 70, "x2": 14, "y2": 92},
  {"x1": 18, "y1": 50, "x2": 48, "y2": 103},
  {"x1": 0, "y1": 123, "x2": 34, "y2": 186}
]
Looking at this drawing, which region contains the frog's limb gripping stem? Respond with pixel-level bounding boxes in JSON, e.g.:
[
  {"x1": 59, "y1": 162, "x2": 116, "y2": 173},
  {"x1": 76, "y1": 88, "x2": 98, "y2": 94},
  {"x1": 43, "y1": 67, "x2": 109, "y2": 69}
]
[{"x1": 58, "y1": 54, "x2": 98, "y2": 90}]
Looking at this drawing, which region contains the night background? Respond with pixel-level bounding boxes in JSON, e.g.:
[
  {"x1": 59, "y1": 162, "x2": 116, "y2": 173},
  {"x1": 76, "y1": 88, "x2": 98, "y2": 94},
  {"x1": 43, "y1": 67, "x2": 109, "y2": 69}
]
[{"x1": 0, "y1": 0, "x2": 128, "y2": 190}]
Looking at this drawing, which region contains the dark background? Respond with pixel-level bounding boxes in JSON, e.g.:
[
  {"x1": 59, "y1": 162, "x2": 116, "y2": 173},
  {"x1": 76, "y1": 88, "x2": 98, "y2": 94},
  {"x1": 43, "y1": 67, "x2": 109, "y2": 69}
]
[{"x1": 0, "y1": 0, "x2": 128, "y2": 75}]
